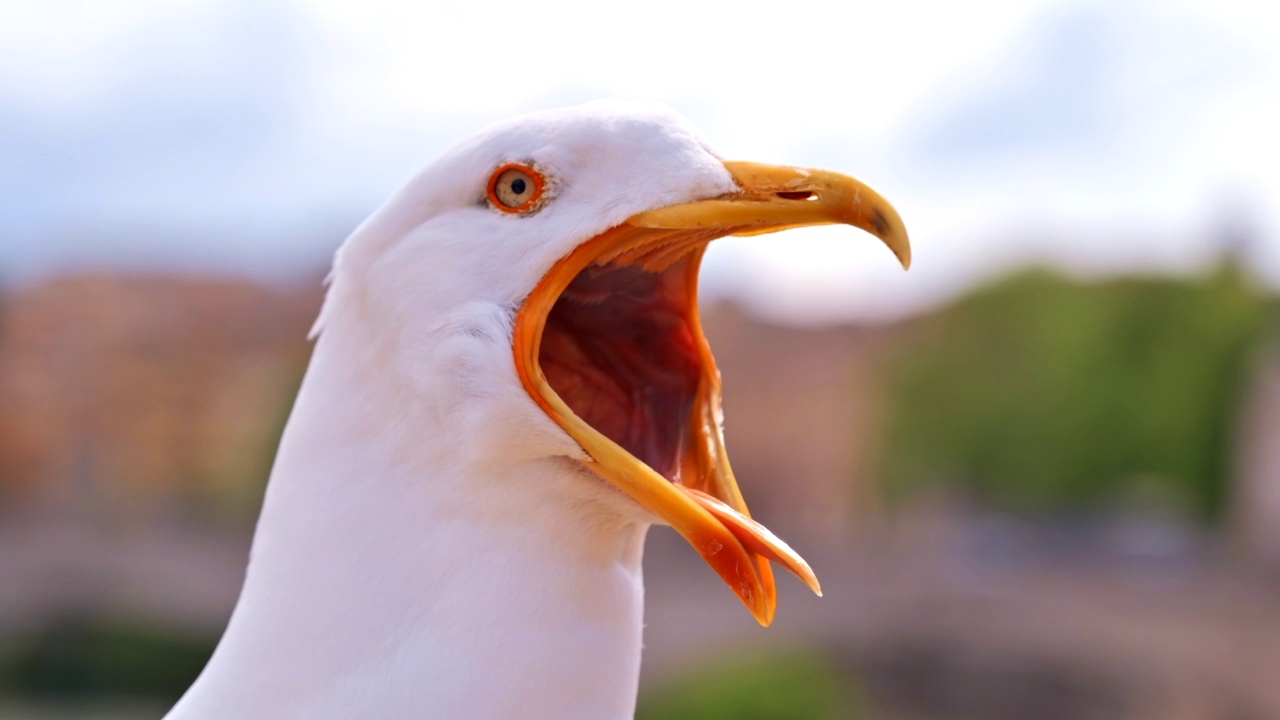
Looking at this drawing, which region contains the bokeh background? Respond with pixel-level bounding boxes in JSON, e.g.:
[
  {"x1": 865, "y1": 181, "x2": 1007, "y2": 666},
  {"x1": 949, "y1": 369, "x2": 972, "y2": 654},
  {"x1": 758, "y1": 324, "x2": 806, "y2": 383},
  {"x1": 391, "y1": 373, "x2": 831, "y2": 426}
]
[{"x1": 2, "y1": 1, "x2": 1278, "y2": 718}]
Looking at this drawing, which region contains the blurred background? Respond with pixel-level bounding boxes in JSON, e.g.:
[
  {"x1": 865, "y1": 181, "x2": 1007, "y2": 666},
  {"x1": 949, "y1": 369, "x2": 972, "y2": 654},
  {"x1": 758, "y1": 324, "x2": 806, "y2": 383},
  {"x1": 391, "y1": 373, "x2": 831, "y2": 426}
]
[{"x1": 1, "y1": 1, "x2": 1278, "y2": 718}]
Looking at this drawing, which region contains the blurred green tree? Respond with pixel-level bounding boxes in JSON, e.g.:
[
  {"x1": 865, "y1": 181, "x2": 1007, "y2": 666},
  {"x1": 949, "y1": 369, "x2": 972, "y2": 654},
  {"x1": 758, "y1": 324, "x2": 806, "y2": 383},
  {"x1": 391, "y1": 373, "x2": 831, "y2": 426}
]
[
  {"x1": 637, "y1": 648, "x2": 859, "y2": 720},
  {"x1": 0, "y1": 617, "x2": 214, "y2": 702},
  {"x1": 881, "y1": 261, "x2": 1274, "y2": 522}
]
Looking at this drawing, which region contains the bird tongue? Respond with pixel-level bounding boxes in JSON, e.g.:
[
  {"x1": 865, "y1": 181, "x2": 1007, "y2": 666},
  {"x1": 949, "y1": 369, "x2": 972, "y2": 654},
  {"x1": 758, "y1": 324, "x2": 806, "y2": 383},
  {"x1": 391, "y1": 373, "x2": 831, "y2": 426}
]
[{"x1": 679, "y1": 487, "x2": 821, "y2": 596}]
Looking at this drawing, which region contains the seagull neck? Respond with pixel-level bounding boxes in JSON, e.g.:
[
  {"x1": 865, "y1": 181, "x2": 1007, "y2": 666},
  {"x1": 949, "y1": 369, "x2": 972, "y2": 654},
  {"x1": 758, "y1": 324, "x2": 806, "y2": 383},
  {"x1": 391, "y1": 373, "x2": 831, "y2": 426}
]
[{"x1": 167, "y1": 315, "x2": 651, "y2": 720}]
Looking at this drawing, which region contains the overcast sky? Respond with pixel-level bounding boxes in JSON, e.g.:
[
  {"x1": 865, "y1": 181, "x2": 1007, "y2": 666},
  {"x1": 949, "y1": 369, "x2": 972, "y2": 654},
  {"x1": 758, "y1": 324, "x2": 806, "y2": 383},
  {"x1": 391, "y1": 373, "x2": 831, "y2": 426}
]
[{"x1": 2, "y1": 0, "x2": 1276, "y2": 320}]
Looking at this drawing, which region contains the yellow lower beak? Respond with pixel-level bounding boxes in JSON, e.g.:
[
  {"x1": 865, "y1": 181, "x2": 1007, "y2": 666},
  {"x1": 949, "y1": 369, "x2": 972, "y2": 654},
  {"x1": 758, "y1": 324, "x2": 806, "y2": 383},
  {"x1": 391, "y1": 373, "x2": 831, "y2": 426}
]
[{"x1": 514, "y1": 161, "x2": 909, "y2": 626}]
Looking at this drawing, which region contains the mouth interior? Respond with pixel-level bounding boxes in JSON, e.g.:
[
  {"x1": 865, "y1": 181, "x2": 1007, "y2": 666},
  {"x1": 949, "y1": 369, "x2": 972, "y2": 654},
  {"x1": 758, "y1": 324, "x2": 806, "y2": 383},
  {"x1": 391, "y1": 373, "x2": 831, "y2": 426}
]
[{"x1": 539, "y1": 255, "x2": 702, "y2": 483}]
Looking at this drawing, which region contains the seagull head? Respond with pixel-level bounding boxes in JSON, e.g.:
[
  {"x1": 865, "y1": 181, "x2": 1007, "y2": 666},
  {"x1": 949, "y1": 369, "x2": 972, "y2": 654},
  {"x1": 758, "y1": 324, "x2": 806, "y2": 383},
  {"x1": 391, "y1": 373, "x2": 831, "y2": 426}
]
[{"x1": 319, "y1": 100, "x2": 909, "y2": 626}]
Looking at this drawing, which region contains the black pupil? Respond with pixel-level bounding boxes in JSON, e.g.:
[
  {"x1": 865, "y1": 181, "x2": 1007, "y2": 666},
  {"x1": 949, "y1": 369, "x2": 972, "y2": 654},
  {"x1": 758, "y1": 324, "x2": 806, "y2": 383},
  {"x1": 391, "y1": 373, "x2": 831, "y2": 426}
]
[{"x1": 510, "y1": 177, "x2": 527, "y2": 195}]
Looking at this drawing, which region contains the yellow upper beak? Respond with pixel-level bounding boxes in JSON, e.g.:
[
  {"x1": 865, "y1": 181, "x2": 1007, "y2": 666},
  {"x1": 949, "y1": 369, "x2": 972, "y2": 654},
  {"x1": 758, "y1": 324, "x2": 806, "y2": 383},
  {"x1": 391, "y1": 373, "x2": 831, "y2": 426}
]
[
  {"x1": 635, "y1": 161, "x2": 910, "y2": 270},
  {"x1": 514, "y1": 161, "x2": 909, "y2": 626}
]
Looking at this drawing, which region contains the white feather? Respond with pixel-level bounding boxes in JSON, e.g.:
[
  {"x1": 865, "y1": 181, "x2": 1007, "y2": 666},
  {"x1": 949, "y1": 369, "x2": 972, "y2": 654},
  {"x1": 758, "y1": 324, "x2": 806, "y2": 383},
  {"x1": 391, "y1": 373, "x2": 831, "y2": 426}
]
[{"x1": 165, "y1": 101, "x2": 737, "y2": 720}]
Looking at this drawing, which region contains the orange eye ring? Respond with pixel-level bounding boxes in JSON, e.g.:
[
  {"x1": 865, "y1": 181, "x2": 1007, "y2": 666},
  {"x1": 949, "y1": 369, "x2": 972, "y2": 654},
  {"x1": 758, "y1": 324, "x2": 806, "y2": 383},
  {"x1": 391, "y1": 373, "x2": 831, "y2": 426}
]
[{"x1": 487, "y1": 162, "x2": 547, "y2": 214}]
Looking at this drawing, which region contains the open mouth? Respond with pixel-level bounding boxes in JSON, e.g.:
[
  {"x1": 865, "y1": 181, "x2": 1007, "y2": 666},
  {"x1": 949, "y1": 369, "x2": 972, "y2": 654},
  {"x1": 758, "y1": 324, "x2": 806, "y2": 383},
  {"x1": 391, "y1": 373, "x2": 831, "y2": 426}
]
[
  {"x1": 541, "y1": 250, "x2": 705, "y2": 486},
  {"x1": 513, "y1": 161, "x2": 910, "y2": 625}
]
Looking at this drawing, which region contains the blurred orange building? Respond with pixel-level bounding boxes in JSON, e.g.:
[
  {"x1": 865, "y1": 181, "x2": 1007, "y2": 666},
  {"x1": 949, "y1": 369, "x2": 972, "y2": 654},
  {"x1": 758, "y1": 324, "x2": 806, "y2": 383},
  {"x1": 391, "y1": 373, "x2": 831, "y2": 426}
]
[
  {"x1": 0, "y1": 276, "x2": 892, "y2": 542},
  {"x1": 0, "y1": 276, "x2": 318, "y2": 523}
]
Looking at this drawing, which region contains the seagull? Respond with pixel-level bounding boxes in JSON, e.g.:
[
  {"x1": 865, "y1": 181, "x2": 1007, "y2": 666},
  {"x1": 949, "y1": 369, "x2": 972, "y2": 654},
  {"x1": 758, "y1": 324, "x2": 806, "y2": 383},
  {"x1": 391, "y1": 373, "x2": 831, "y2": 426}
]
[{"x1": 164, "y1": 101, "x2": 909, "y2": 720}]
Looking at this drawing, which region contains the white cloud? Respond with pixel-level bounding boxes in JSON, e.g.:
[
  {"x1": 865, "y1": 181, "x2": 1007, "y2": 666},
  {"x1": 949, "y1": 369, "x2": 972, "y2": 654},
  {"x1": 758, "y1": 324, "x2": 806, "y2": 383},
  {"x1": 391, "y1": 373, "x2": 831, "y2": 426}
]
[
  {"x1": 0, "y1": 0, "x2": 1275, "y2": 317},
  {"x1": 716, "y1": 0, "x2": 1280, "y2": 320}
]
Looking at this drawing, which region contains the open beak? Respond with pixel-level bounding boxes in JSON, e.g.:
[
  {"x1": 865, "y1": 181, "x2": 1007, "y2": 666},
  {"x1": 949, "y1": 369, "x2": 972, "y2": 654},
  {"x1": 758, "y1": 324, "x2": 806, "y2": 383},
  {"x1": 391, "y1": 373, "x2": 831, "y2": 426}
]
[{"x1": 513, "y1": 161, "x2": 909, "y2": 626}]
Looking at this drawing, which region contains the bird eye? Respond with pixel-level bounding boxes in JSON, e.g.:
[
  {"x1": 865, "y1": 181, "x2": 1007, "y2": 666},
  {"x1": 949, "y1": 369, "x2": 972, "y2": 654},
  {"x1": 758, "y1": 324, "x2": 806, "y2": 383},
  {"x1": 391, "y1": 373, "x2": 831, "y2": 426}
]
[{"x1": 487, "y1": 163, "x2": 546, "y2": 213}]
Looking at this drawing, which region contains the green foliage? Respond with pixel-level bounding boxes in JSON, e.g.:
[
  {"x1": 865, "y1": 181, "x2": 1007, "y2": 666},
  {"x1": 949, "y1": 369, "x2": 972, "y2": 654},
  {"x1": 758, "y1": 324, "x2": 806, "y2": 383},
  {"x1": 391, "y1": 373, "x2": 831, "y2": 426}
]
[
  {"x1": 0, "y1": 617, "x2": 215, "y2": 702},
  {"x1": 637, "y1": 647, "x2": 860, "y2": 720},
  {"x1": 881, "y1": 263, "x2": 1273, "y2": 521}
]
